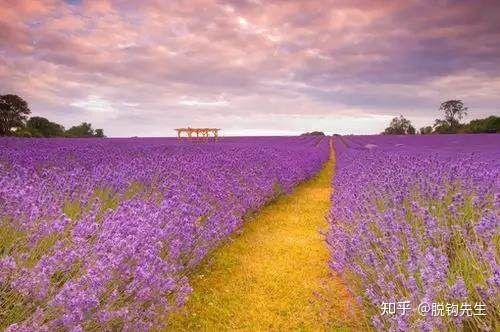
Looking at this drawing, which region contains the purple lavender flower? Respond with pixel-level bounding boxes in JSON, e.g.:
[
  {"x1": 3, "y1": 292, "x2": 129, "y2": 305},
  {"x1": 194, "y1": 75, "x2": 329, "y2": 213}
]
[
  {"x1": 328, "y1": 134, "x2": 500, "y2": 331},
  {"x1": 0, "y1": 136, "x2": 330, "y2": 329}
]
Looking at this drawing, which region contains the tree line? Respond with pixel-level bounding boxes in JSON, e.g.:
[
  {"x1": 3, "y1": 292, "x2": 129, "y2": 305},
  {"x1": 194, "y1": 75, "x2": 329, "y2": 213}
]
[
  {"x1": 383, "y1": 100, "x2": 499, "y2": 135},
  {"x1": 0, "y1": 94, "x2": 105, "y2": 138}
]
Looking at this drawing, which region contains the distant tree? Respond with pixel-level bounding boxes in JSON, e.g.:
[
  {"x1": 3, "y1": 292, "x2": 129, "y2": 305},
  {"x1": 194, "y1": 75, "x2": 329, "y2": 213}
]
[
  {"x1": 419, "y1": 126, "x2": 433, "y2": 135},
  {"x1": 433, "y1": 119, "x2": 453, "y2": 134},
  {"x1": 14, "y1": 127, "x2": 43, "y2": 137},
  {"x1": 26, "y1": 116, "x2": 65, "y2": 137},
  {"x1": 383, "y1": 115, "x2": 416, "y2": 135},
  {"x1": 65, "y1": 122, "x2": 95, "y2": 137},
  {"x1": 94, "y1": 128, "x2": 105, "y2": 138},
  {"x1": 435, "y1": 100, "x2": 468, "y2": 133},
  {"x1": 301, "y1": 131, "x2": 325, "y2": 136},
  {"x1": 0, "y1": 94, "x2": 31, "y2": 136},
  {"x1": 463, "y1": 116, "x2": 500, "y2": 133}
]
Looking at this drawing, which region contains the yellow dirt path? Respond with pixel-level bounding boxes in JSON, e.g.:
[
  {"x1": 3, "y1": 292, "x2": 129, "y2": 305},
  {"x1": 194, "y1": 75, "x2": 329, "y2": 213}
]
[{"x1": 166, "y1": 155, "x2": 360, "y2": 331}]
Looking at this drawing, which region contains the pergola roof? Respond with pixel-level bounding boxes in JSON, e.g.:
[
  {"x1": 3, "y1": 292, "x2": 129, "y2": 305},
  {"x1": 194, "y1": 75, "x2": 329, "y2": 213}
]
[{"x1": 175, "y1": 128, "x2": 220, "y2": 131}]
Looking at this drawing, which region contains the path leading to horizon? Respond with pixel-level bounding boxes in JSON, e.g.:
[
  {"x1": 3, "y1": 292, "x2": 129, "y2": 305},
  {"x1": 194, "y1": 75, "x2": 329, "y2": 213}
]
[{"x1": 166, "y1": 154, "x2": 361, "y2": 331}]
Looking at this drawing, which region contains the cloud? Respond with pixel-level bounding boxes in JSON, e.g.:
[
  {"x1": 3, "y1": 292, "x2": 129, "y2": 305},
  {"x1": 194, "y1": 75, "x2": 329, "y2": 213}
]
[
  {"x1": 0, "y1": 0, "x2": 499, "y2": 136},
  {"x1": 71, "y1": 95, "x2": 117, "y2": 114},
  {"x1": 179, "y1": 96, "x2": 229, "y2": 107}
]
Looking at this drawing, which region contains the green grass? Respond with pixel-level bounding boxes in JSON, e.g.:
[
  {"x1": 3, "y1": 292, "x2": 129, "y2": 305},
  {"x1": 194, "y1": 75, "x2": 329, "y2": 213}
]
[{"x1": 166, "y1": 157, "x2": 362, "y2": 331}]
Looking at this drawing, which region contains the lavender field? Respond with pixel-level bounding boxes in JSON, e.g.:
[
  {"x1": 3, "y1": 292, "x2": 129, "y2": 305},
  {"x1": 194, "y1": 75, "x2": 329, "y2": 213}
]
[
  {"x1": 1, "y1": 134, "x2": 499, "y2": 331},
  {"x1": 0, "y1": 136, "x2": 329, "y2": 330},
  {"x1": 2, "y1": 0, "x2": 500, "y2": 330},
  {"x1": 328, "y1": 134, "x2": 499, "y2": 330}
]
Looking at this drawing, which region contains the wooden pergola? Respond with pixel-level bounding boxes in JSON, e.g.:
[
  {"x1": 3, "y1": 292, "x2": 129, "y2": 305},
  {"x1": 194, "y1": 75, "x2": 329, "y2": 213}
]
[{"x1": 175, "y1": 127, "x2": 220, "y2": 141}]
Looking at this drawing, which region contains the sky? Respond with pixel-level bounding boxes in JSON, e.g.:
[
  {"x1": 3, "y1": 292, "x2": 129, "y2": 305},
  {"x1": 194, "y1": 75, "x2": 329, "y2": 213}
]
[{"x1": 1, "y1": 0, "x2": 499, "y2": 136}]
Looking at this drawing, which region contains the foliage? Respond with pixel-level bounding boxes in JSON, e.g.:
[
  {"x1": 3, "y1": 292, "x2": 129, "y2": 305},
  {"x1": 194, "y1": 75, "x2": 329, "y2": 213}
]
[
  {"x1": 383, "y1": 115, "x2": 416, "y2": 135},
  {"x1": 0, "y1": 94, "x2": 31, "y2": 136},
  {"x1": 94, "y1": 128, "x2": 105, "y2": 138},
  {"x1": 66, "y1": 122, "x2": 95, "y2": 137},
  {"x1": 417, "y1": 99, "x2": 497, "y2": 134},
  {"x1": 26, "y1": 117, "x2": 65, "y2": 137},
  {"x1": 0, "y1": 94, "x2": 105, "y2": 138},
  {"x1": 301, "y1": 131, "x2": 325, "y2": 136},
  {"x1": 13, "y1": 127, "x2": 43, "y2": 138},
  {"x1": 432, "y1": 100, "x2": 469, "y2": 133},
  {"x1": 423, "y1": 114, "x2": 498, "y2": 135},
  {"x1": 65, "y1": 122, "x2": 105, "y2": 138},
  {"x1": 14, "y1": 120, "x2": 105, "y2": 138},
  {"x1": 329, "y1": 135, "x2": 499, "y2": 331},
  {"x1": 433, "y1": 119, "x2": 459, "y2": 134},
  {"x1": 419, "y1": 126, "x2": 433, "y2": 135},
  {"x1": 439, "y1": 100, "x2": 468, "y2": 128},
  {"x1": 463, "y1": 116, "x2": 500, "y2": 133}
]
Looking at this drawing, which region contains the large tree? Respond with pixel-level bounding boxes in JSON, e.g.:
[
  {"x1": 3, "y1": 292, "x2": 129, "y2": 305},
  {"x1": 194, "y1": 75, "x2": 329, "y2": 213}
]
[
  {"x1": 0, "y1": 94, "x2": 31, "y2": 136},
  {"x1": 436, "y1": 100, "x2": 468, "y2": 130},
  {"x1": 383, "y1": 115, "x2": 416, "y2": 135}
]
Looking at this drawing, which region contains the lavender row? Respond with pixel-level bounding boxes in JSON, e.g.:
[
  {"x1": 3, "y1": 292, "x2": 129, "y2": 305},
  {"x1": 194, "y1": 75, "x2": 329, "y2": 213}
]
[
  {"x1": 328, "y1": 134, "x2": 499, "y2": 331},
  {"x1": 0, "y1": 136, "x2": 329, "y2": 330}
]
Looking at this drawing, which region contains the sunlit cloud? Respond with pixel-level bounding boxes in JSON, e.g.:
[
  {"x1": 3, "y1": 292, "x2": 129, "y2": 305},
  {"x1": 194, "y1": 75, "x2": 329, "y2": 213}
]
[
  {"x1": 179, "y1": 95, "x2": 229, "y2": 107},
  {"x1": 71, "y1": 95, "x2": 117, "y2": 114}
]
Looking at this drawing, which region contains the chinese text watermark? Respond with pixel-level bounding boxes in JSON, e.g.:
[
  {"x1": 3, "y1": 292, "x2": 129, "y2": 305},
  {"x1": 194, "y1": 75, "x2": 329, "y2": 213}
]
[{"x1": 380, "y1": 301, "x2": 486, "y2": 317}]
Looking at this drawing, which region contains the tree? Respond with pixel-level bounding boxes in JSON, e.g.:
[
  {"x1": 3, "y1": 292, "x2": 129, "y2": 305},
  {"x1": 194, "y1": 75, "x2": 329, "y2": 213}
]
[
  {"x1": 0, "y1": 94, "x2": 31, "y2": 136},
  {"x1": 301, "y1": 131, "x2": 325, "y2": 136},
  {"x1": 433, "y1": 119, "x2": 461, "y2": 134},
  {"x1": 26, "y1": 116, "x2": 65, "y2": 137},
  {"x1": 94, "y1": 128, "x2": 105, "y2": 138},
  {"x1": 14, "y1": 127, "x2": 43, "y2": 137},
  {"x1": 464, "y1": 116, "x2": 500, "y2": 133},
  {"x1": 419, "y1": 126, "x2": 433, "y2": 134},
  {"x1": 383, "y1": 115, "x2": 416, "y2": 135},
  {"x1": 65, "y1": 122, "x2": 94, "y2": 137},
  {"x1": 437, "y1": 100, "x2": 468, "y2": 130}
]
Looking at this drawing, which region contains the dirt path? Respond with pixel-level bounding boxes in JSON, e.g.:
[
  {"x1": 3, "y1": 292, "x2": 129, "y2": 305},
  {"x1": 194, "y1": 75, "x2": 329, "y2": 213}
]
[{"x1": 166, "y1": 154, "x2": 360, "y2": 331}]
